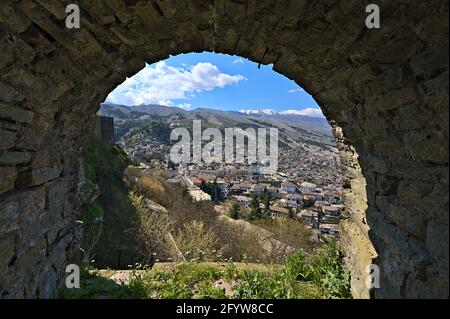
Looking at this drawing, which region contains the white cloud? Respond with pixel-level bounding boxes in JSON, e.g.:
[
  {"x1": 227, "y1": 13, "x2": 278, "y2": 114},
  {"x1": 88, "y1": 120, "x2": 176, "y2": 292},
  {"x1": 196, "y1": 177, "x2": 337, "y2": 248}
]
[
  {"x1": 280, "y1": 108, "x2": 325, "y2": 118},
  {"x1": 288, "y1": 88, "x2": 303, "y2": 93},
  {"x1": 231, "y1": 58, "x2": 245, "y2": 66},
  {"x1": 106, "y1": 61, "x2": 246, "y2": 106}
]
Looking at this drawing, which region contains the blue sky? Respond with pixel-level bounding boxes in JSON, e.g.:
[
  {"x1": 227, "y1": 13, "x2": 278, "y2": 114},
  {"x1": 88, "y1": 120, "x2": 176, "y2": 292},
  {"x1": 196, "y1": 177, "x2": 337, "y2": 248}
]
[{"x1": 105, "y1": 52, "x2": 323, "y2": 117}]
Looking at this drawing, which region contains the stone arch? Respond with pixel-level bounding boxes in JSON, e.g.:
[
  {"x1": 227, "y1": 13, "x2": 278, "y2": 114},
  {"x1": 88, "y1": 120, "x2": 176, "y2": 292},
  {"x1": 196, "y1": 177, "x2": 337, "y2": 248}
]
[{"x1": 0, "y1": 1, "x2": 448, "y2": 298}]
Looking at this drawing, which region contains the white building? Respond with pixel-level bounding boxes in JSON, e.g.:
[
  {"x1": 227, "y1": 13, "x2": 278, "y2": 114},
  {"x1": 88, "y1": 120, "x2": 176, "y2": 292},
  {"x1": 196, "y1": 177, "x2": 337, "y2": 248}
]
[
  {"x1": 300, "y1": 181, "x2": 316, "y2": 194},
  {"x1": 324, "y1": 191, "x2": 341, "y2": 204},
  {"x1": 188, "y1": 188, "x2": 212, "y2": 202},
  {"x1": 281, "y1": 182, "x2": 298, "y2": 193},
  {"x1": 286, "y1": 194, "x2": 304, "y2": 209},
  {"x1": 297, "y1": 210, "x2": 319, "y2": 228},
  {"x1": 234, "y1": 195, "x2": 252, "y2": 207}
]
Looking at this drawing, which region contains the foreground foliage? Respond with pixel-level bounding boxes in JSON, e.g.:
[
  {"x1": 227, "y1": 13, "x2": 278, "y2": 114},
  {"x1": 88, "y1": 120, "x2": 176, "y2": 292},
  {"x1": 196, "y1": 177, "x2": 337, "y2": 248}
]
[{"x1": 60, "y1": 240, "x2": 350, "y2": 299}]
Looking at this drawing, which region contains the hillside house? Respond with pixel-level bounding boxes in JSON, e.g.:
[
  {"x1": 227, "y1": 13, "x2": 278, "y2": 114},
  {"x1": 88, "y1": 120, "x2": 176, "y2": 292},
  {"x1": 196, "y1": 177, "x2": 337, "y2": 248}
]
[
  {"x1": 267, "y1": 186, "x2": 282, "y2": 199},
  {"x1": 324, "y1": 191, "x2": 342, "y2": 204},
  {"x1": 314, "y1": 200, "x2": 329, "y2": 209},
  {"x1": 280, "y1": 182, "x2": 298, "y2": 193},
  {"x1": 319, "y1": 223, "x2": 339, "y2": 237},
  {"x1": 217, "y1": 180, "x2": 228, "y2": 198},
  {"x1": 322, "y1": 205, "x2": 342, "y2": 216},
  {"x1": 297, "y1": 210, "x2": 319, "y2": 228},
  {"x1": 250, "y1": 184, "x2": 267, "y2": 196},
  {"x1": 189, "y1": 188, "x2": 212, "y2": 202},
  {"x1": 302, "y1": 191, "x2": 323, "y2": 202},
  {"x1": 269, "y1": 206, "x2": 290, "y2": 218},
  {"x1": 234, "y1": 195, "x2": 252, "y2": 208},
  {"x1": 300, "y1": 181, "x2": 316, "y2": 193},
  {"x1": 229, "y1": 182, "x2": 252, "y2": 195},
  {"x1": 286, "y1": 194, "x2": 304, "y2": 209}
]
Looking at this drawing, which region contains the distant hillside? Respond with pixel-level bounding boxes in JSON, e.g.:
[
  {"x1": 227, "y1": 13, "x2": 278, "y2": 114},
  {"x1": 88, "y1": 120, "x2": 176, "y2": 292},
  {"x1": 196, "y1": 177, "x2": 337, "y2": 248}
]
[{"x1": 99, "y1": 103, "x2": 336, "y2": 149}]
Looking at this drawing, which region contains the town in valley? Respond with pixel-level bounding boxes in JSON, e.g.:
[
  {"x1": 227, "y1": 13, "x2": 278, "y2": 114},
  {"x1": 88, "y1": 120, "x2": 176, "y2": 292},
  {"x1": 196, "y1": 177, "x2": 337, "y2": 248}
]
[{"x1": 101, "y1": 103, "x2": 344, "y2": 240}]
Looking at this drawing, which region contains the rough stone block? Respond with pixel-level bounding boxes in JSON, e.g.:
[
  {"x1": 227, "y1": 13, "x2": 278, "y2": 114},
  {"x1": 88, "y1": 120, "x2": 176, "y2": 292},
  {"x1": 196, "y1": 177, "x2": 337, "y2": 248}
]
[
  {"x1": 0, "y1": 3, "x2": 31, "y2": 33},
  {"x1": 0, "y1": 82, "x2": 20, "y2": 103},
  {"x1": 426, "y1": 221, "x2": 449, "y2": 266},
  {"x1": 0, "y1": 151, "x2": 32, "y2": 165},
  {"x1": 38, "y1": 267, "x2": 57, "y2": 298},
  {"x1": 16, "y1": 167, "x2": 62, "y2": 187},
  {"x1": 0, "y1": 167, "x2": 17, "y2": 195},
  {"x1": 0, "y1": 129, "x2": 17, "y2": 150},
  {"x1": 0, "y1": 104, "x2": 34, "y2": 124},
  {"x1": 0, "y1": 235, "x2": 15, "y2": 276},
  {"x1": 14, "y1": 237, "x2": 47, "y2": 274},
  {"x1": 32, "y1": 152, "x2": 52, "y2": 171},
  {"x1": 375, "y1": 195, "x2": 427, "y2": 240},
  {"x1": 0, "y1": 187, "x2": 46, "y2": 243}
]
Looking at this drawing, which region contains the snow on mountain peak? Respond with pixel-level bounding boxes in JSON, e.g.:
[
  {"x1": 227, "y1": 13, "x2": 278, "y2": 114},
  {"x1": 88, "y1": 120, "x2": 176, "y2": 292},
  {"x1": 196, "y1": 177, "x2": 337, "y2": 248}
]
[
  {"x1": 239, "y1": 107, "x2": 324, "y2": 118},
  {"x1": 239, "y1": 108, "x2": 278, "y2": 115},
  {"x1": 280, "y1": 108, "x2": 324, "y2": 118}
]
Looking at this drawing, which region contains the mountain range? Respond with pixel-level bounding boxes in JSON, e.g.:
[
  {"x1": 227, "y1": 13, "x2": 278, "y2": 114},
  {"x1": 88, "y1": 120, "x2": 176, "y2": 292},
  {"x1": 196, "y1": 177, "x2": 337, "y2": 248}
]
[{"x1": 99, "y1": 103, "x2": 336, "y2": 150}]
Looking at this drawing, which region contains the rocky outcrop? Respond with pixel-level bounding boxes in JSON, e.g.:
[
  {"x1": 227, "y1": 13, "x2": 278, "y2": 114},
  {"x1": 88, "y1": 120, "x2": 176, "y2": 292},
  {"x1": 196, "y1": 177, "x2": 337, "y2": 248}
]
[{"x1": 0, "y1": 0, "x2": 448, "y2": 298}]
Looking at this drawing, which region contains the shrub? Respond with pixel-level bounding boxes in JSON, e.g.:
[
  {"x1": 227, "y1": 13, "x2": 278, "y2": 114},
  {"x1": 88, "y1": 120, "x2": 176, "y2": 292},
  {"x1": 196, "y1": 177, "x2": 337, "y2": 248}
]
[
  {"x1": 280, "y1": 240, "x2": 351, "y2": 299},
  {"x1": 129, "y1": 192, "x2": 175, "y2": 263},
  {"x1": 175, "y1": 221, "x2": 220, "y2": 261},
  {"x1": 250, "y1": 217, "x2": 318, "y2": 253},
  {"x1": 81, "y1": 202, "x2": 104, "y2": 222},
  {"x1": 136, "y1": 176, "x2": 166, "y2": 204}
]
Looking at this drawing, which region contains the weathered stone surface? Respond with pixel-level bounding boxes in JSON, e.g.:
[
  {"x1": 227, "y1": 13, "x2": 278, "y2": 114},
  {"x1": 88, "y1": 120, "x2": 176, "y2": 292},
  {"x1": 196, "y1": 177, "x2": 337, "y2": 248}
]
[
  {"x1": 0, "y1": 187, "x2": 46, "y2": 231},
  {"x1": 38, "y1": 267, "x2": 57, "y2": 299},
  {"x1": 0, "y1": 0, "x2": 448, "y2": 299},
  {"x1": 16, "y1": 167, "x2": 62, "y2": 187},
  {"x1": 0, "y1": 104, "x2": 34, "y2": 124},
  {"x1": 426, "y1": 221, "x2": 449, "y2": 262},
  {"x1": 31, "y1": 150, "x2": 60, "y2": 169},
  {"x1": 0, "y1": 235, "x2": 14, "y2": 277},
  {"x1": 0, "y1": 129, "x2": 16, "y2": 150},
  {"x1": 0, "y1": 82, "x2": 20, "y2": 103},
  {"x1": 0, "y1": 167, "x2": 17, "y2": 195},
  {"x1": 0, "y1": 151, "x2": 32, "y2": 165}
]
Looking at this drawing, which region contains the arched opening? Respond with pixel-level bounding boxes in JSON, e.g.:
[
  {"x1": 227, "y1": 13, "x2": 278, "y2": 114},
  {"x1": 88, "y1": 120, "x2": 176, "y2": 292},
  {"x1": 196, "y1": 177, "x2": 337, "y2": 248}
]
[
  {"x1": 75, "y1": 52, "x2": 349, "y2": 298},
  {"x1": 0, "y1": 1, "x2": 447, "y2": 299}
]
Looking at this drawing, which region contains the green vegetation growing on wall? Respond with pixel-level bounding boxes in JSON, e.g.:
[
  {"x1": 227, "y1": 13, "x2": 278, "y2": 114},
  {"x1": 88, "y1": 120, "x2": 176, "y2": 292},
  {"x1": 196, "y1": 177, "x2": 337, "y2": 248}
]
[
  {"x1": 83, "y1": 137, "x2": 129, "y2": 184},
  {"x1": 81, "y1": 137, "x2": 139, "y2": 268}
]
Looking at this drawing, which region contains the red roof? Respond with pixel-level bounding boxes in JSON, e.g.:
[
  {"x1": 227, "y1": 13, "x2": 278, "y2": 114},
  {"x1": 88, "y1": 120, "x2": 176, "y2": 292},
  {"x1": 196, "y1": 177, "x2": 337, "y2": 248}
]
[{"x1": 192, "y1": 177, "x2": 209, "y2": 184}]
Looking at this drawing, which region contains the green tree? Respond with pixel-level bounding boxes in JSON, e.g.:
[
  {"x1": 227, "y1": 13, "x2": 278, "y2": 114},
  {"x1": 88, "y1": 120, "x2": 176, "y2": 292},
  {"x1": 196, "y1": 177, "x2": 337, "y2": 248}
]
[
  {"x1": 288, "y1": 206, "x2": 295, "y2": 219},
  {"x1": 263, "y1": 190, "x2": 271, "y2": 217},
  {"x1": 199, "y1": 180, "x2": 208, "y2": 192},
  {"x1": 181, "y1": 185, "x2": 189, "y2": 198},
  {"x1": 249, "y1": 196, "x2": 262, "y2": 220},
  {"x1": 212, "y1": 180, "x2": 219, "y2": 203},
  {"x1": 228, "y1": 203, "x2": 241, "y2": 220},
  {"x1": 199, "y1": 180, "x2": 220, "y2": 203}
]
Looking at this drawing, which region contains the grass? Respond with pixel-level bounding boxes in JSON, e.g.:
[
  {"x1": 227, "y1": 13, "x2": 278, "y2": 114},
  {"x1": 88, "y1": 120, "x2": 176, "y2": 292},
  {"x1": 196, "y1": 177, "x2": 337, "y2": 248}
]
[
  {"x1": 76, "y1": 137, "x2": 350, "y2": 299},
  {"x1": 249, "y1": 217, "x2": 319, "y2": 254},
  {"x1": 59, "y1": 240, "x2": 350, "y2": 299},
  {"x1": 58, "y1": 267, "x2": 141, "y2": 299}
]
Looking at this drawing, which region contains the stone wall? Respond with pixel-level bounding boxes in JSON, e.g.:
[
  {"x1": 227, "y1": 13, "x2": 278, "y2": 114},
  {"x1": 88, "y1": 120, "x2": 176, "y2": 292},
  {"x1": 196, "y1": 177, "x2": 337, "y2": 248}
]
[
  {"x1": 0, "y1": 0, "x2": 448, "y2": 298},
  {"x1": 99, "y1": 116, "x2": 115, "y2": 144}
]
